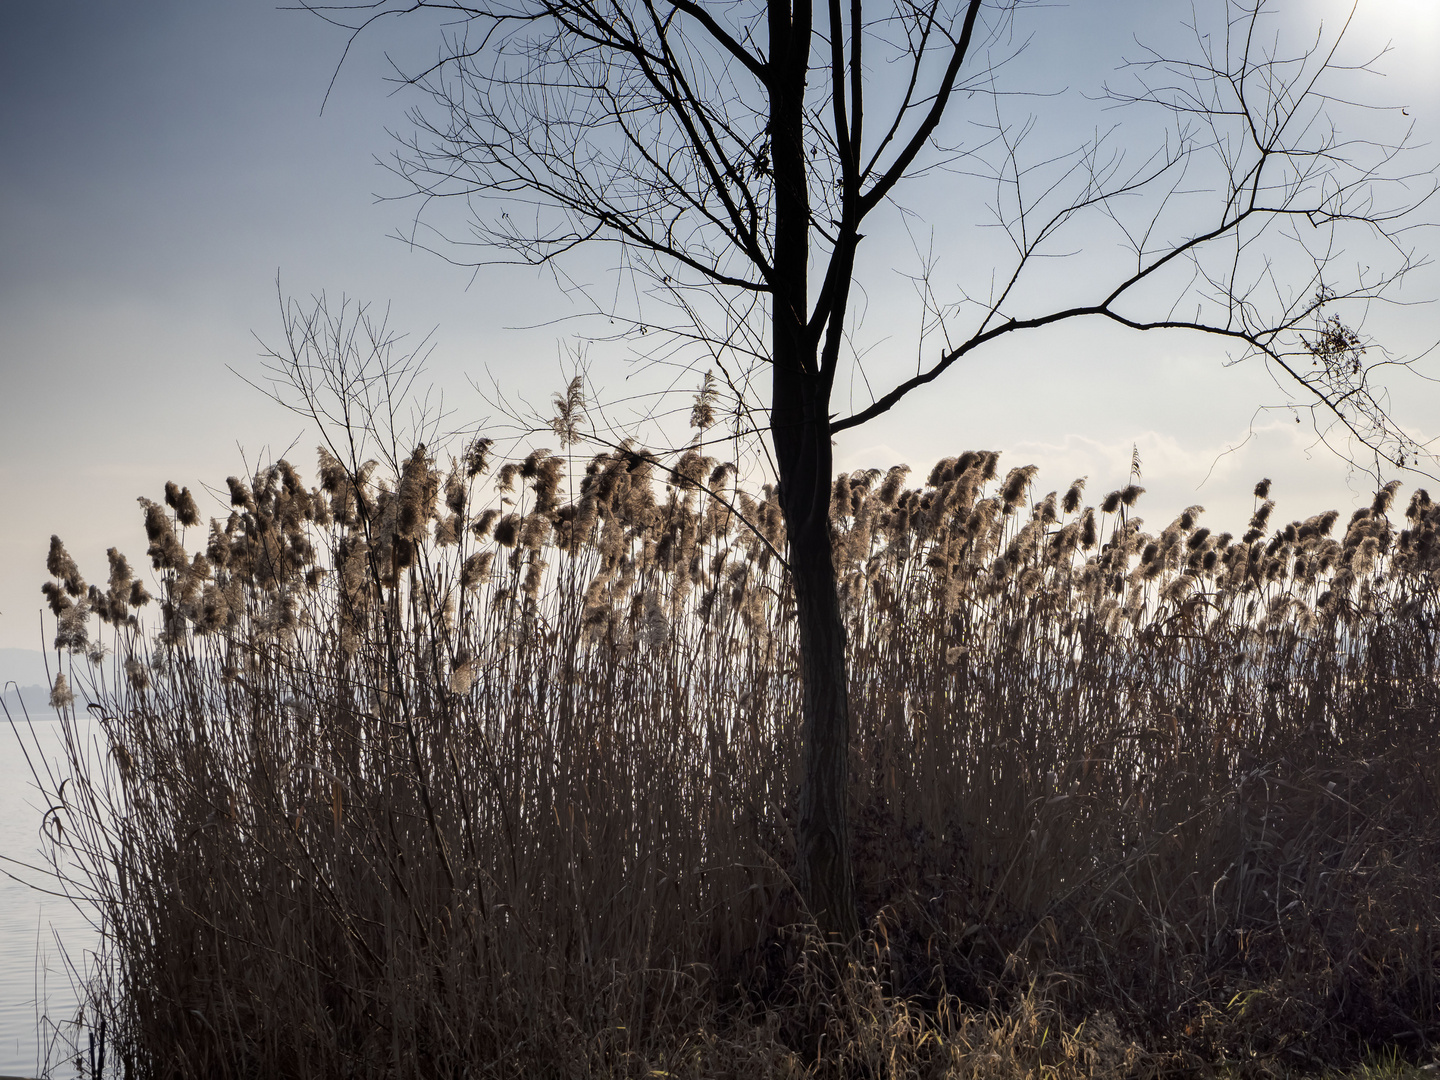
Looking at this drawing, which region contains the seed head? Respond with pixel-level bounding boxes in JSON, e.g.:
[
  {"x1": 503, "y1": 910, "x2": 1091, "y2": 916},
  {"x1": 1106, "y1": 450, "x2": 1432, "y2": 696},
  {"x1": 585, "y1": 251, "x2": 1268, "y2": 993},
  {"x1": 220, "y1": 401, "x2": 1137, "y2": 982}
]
[
  {"x1": 689, "y1": 370, "x2": 719, "y2": 433},
  {"x1": 551, "y1": 376, "x2": 588, "y2": 447},
  {"x1": 434, "y1": 514, "x2": 460, "y2": 547},
  {"x1": 1371, "y1": 480, "x2": 1401, "y2": 516},
  {"x1": 674, "y1": 450, "x2": 706, "y2": 491},
  {"x1": 396, "y1": 446, "x2": 440, "y2": 542},
  {"x1": 226, "y1": 477, "x2": 255, "y2": 511},
  {"x1": 521, "y1": 551, "x2": 547, "y2": 599},
  {"x1": 138, "y1": 499, "x2": 187, "y2": 571},
  {"x1": 463, "y1": 437, "x2": 494, "y2": 480},
  {"x1": 49, "y1": 672, "x2": 74, "y2": 710},
  {"x1": 1406, "y1": 489, "x2": 1432, "y2": 522},
  {"x1": 927, "y1": 457, "x2": 960, "y2": 487},
  {"x1": 520, "y1": 512, "x2": 552, "y2": 550},
  {"x1": 1249, "y1": 499, "x2": 1275, "y2": 534},
  {"x1": 47, "y1": 536, "x2": 86, "y2": 597},
  {"x1": 877, "y1": 465, "x2": 910, "y2": 507},
  {"x1": 1001, "y1": 465, "x2": 1039, "y2": 508},
  {"x1": 123, "y1": 657, "x2": 149, "y2": 691},
  {"x1": 164, "y1": 482, "x2": 202, "y2": 527},
  {"x1": 493, "y1": 514, "x2": 520, "y2": 547},
  {"x1": 449, "y1": 659, "x2": 479, "y2": 695},
  {"x1": 531, "y1": 452, "x2": 566, "y2": 514},
  {"x1": 317, "y1": 446, "x2": 347, "y2": 493},
  {"x1": 496, "y1": 463, "x2": 522, "y2": 494},
  {"x1": 471, "y1": 509, "x2": 501, "y2": 542},
  {"x1": 444, "y1": 465, "x2": 467, "y2": 517},
  {"x1": 41, "y1": 581, "x2": 69, "y2": 618},
  {"x1": 460, "y1": 551, "x2": 495, "y2": 589}
]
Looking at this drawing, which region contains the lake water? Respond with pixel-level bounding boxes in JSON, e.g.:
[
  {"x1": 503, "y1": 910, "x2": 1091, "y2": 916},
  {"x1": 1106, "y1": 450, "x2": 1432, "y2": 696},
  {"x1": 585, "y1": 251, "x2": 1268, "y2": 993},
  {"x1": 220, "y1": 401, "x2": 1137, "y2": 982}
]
[{"x1": 1, "y1": 709, "x2": 103, "y2": 1079}]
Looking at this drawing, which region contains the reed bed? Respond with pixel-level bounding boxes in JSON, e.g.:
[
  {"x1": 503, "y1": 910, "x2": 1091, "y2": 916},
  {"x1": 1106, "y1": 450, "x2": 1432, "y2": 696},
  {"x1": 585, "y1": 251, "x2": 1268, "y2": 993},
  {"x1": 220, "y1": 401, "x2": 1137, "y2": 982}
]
[{"x1": 26, "y1": 436, "x2": 1440, "y2": 1079}]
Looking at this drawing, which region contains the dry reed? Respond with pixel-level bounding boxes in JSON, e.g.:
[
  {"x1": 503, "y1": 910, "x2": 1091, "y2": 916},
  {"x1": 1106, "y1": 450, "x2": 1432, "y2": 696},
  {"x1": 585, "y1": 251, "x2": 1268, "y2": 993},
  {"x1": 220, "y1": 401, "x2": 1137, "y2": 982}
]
[{"x1": 22, "y1": 429, "x2": 1440, "y2": 1078}]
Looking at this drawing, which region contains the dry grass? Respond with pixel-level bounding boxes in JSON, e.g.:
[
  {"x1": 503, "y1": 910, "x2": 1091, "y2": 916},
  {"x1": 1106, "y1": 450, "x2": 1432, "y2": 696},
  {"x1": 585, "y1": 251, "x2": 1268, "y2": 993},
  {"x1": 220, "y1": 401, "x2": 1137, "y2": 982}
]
[{"x1": 23, "y1": 432, "x2": 1440, "y2": 1078}]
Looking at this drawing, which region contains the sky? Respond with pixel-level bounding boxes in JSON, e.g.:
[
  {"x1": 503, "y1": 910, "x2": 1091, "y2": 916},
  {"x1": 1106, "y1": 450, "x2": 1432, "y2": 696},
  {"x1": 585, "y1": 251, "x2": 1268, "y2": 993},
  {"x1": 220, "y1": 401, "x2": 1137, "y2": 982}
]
[{"x1": 1, "y1": 0, "x2": 1438, "y2": 656}]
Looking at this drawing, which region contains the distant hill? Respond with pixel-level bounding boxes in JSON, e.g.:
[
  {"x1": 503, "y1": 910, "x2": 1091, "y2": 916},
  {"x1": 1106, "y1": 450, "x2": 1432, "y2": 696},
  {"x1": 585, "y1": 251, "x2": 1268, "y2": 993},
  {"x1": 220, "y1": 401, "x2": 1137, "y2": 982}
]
[
  {"x1": 1, "y1": 648, "x2": 66, "y2": 721},
  {"x1": 0, "y1": 647, "x2": 55, "y2": 689},
  {"x1": 1, "y1": 683, "x2": 59, "y2": 721}
]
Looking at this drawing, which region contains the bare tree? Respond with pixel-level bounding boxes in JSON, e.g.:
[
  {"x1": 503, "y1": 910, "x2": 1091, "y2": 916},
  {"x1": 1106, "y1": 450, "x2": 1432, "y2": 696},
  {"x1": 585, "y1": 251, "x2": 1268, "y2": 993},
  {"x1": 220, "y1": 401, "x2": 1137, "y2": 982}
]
[{"x1": 310, "y1": 0, "x2": 1432, "y2": 938}]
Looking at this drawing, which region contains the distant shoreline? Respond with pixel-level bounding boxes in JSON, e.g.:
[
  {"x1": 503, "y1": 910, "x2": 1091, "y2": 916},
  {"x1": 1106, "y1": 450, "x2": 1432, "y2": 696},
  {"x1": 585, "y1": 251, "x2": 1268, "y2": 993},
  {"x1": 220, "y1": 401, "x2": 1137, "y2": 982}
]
[{"x1": 1, "y1": 685, "x2": 61, "y2": 721}]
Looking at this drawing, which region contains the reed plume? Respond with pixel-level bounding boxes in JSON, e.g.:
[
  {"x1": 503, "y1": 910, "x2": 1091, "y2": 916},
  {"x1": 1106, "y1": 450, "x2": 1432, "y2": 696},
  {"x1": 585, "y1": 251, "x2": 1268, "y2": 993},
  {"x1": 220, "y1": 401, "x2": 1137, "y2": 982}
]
[{"x1": 28, "y1": 433, "x2": 1440, "y2": 1080}]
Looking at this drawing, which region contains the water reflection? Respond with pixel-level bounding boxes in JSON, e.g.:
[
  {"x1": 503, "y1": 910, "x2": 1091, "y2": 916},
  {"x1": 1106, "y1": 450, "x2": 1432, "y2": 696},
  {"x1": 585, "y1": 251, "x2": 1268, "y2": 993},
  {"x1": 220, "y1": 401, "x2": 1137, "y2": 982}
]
[{"x1": 1, "y1": 711, "x2": 102, "y2": 1078}]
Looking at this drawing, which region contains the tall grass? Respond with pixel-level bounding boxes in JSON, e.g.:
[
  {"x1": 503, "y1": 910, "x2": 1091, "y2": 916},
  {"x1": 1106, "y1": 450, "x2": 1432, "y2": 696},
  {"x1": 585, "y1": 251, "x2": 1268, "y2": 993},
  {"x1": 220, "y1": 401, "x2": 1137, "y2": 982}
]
[{"x1": 28, "y1": 433, "x2": 1440, "y2": 1078}]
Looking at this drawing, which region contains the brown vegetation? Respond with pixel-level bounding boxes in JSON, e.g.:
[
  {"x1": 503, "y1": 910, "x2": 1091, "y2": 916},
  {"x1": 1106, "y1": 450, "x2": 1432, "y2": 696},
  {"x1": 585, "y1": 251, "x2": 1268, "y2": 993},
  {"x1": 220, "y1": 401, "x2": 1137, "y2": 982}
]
[{"x1": 28, "y1": 438, "x2": 1440, "y2": 1078}]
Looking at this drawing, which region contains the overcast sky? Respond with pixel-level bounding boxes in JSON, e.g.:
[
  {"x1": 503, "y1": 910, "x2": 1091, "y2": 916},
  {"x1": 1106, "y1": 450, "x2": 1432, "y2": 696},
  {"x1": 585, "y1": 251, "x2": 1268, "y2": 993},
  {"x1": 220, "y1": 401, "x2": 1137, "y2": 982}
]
[{"x1": 1, "y1": 0, "x2": 1437, "y2": 655}]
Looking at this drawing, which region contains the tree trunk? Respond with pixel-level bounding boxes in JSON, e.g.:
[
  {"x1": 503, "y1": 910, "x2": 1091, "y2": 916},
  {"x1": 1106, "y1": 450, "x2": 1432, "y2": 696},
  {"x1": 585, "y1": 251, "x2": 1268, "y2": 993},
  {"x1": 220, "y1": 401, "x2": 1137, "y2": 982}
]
[
  {"x1": 768, "y1": 0, "x2": 857, "y2": 941},
  {"x1": 772, "y1": 366, "x2": 859, "y2": 941}
]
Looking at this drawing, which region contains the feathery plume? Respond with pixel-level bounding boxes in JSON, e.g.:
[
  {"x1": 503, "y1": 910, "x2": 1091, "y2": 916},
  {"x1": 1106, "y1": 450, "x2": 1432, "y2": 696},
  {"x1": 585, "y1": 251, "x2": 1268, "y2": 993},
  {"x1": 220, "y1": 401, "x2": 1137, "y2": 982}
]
[
  {"x1": 41, "y1": 581, "x2": 70, "y2": 618},
  {"x1": 449, "y1": 658, "x2": 479, "y2": 695},
  {"x1": 876, "y1": 465, "x2": 910, "y2": 507},
  {"x1": 463, "y1": 436, "x2": 494, "y2": 479},
  {"x1": 530, "y1": 452, "x2": 566, "y2": 514},
  {"x1": 460, "y1": 551, "x2": 495, "y2": 589},
  {"x1": 689, "y1": 370, "x2": 719, "y2": 433},
  {"x1": 138, "y1": 499, "x2": 187, "y2": 571},
  {"x1": 1406, "y1": 489, "x2": 1432, "y2": 521},
  {"x1": 1371, "y1": 480, "x2": 1401, "y2": 516},
  {"x1": 317, "y1": 446, "x2": 347, "y2": 492},
  {"x1": 495, "y1": 462, "x2": 522, "y2": 493},
  {"x1": 551, "y1": 376, "x2": 587, "y2": 447},
  {"x1": 471, "y1": 509, "x2": 501, "y2": 542},
  {"x1": 444, "y1": 464, "x2": 467, "y2": 517},
  {"x1": 493, "y1": 514, "x2": 520, "y2": 547},
  {"x1": 49, "y1": 672, "x2": 74, "y2": 710},
  {"x1": 1001, "y1": 465, "x2": 1038, "y2": 508},
  {"x1": 434, "y1": 514, "x2": 460, "y2": 547},
  {"x1": 396, "y1": 445, "x2": 440, "y2": 543},
  {"x1": 47, "y1": 536, "x2": 86, "y2": 597},
  {"x1": 226, "y1": 476, "x2": 255, "y2": 511},
  {"x1": 1248, "y1": 499, "x2": 1275, "y2": 535},
  {"x1": 520, "y1": 512, "x2": 552, "y2": 550},
  {"x1": 927, "y1": 457, "x2": 960, "y2": 487},
  {"x1": 164, "y1": 482, "x2": 202, "y2": 527}
]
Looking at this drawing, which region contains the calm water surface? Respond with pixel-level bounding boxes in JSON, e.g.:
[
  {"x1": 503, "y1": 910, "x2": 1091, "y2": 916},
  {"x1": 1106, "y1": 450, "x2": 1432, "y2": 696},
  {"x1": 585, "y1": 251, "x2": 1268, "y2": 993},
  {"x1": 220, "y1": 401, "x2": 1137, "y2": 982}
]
[{"x1": 1, "y1": 711, "x2": 104, "y2": 1078}]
